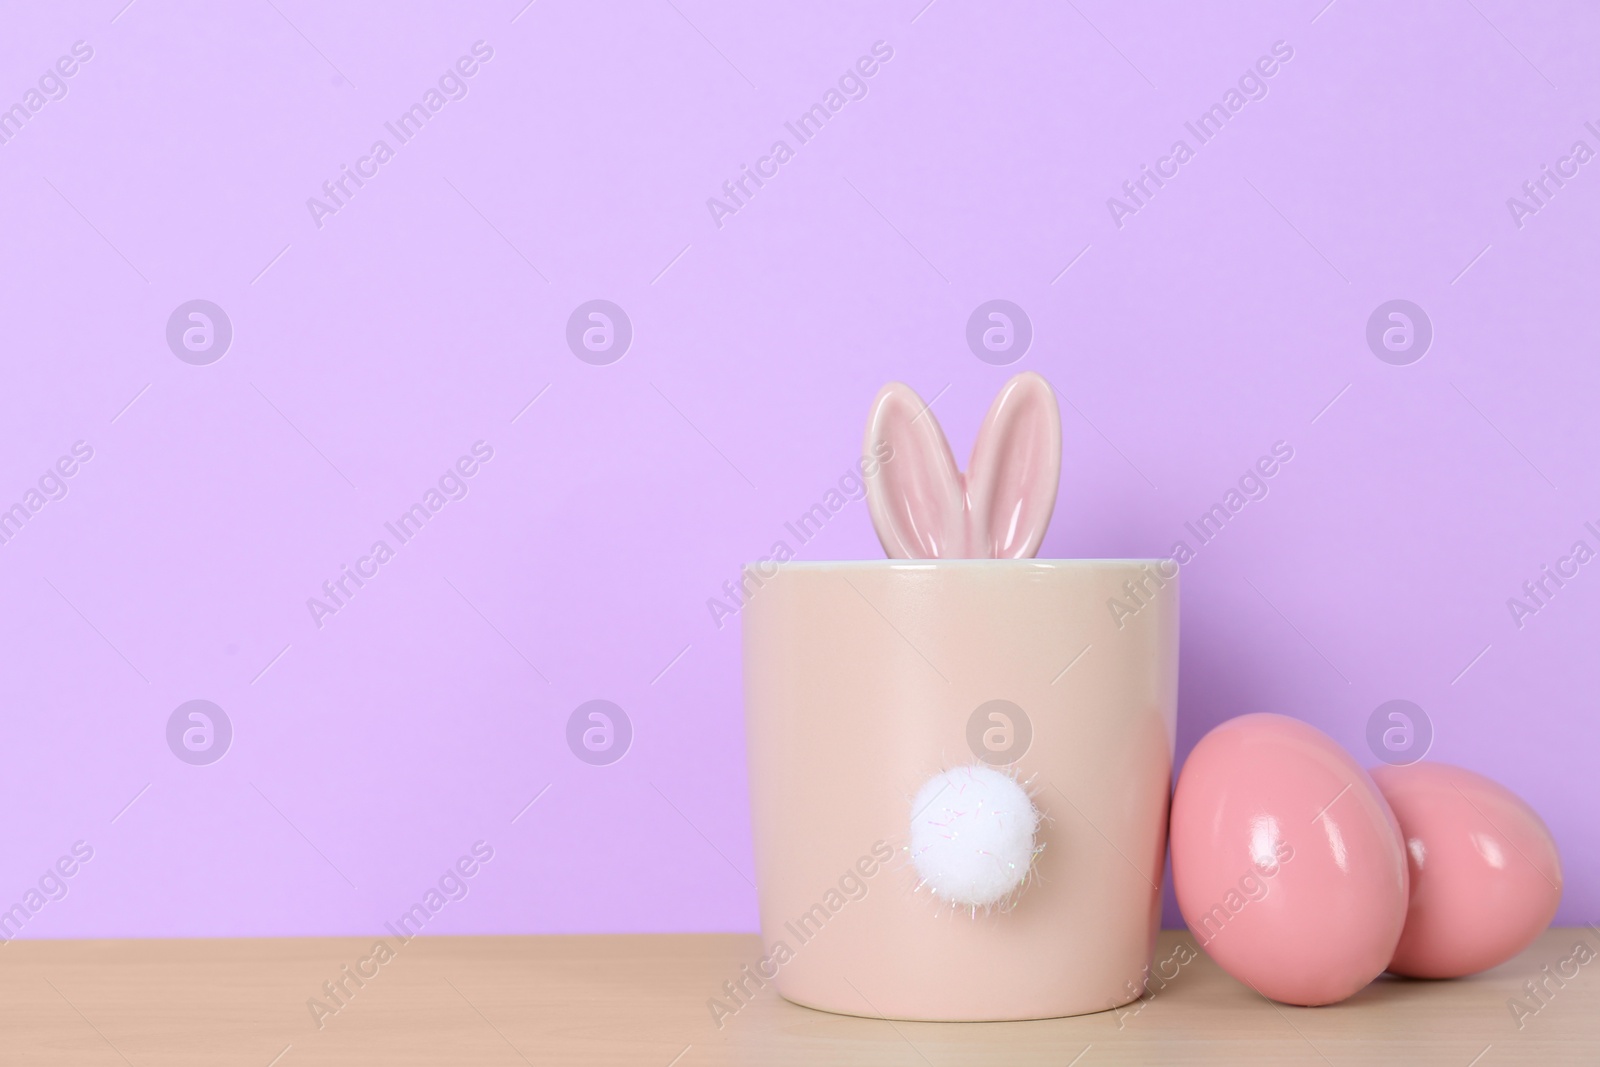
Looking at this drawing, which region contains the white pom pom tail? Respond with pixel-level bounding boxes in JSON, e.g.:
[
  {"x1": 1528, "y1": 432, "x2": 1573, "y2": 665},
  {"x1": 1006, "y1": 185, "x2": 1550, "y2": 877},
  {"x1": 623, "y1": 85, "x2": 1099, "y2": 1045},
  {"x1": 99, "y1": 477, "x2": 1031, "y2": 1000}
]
[{"x1": 908, "y1": 764, "x2": 1041, "y2": 911}]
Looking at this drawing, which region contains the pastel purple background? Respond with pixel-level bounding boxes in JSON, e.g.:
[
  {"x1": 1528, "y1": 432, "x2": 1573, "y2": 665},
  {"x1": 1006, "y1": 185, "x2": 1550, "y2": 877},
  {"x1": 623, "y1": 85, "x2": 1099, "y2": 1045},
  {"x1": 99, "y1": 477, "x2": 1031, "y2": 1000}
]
[{"x1": 1, "y1": 0, "x2": 1594, "y2": 941}]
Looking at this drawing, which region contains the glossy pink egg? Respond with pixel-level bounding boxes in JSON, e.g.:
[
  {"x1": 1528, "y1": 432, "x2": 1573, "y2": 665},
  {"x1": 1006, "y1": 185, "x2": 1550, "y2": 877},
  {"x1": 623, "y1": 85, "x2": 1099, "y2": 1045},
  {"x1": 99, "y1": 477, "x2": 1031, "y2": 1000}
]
[
  {"x1": 1371, "y1": 762, "x2": 1562, "y2": 979},
  {"x1": 1171, "y1": 713, "x2": 1409, "y2": 1005}
]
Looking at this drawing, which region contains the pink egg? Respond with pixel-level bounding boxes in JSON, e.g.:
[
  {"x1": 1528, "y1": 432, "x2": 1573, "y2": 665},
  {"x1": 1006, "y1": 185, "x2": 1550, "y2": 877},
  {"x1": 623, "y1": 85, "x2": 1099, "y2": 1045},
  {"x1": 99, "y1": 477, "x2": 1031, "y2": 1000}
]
[
  {"x1": 1372, "y1": 762, "x2": 1562, "y2": 979},
  {"x1": 1171, "y1": 713, "x2": 1409, "y2": 1005}
]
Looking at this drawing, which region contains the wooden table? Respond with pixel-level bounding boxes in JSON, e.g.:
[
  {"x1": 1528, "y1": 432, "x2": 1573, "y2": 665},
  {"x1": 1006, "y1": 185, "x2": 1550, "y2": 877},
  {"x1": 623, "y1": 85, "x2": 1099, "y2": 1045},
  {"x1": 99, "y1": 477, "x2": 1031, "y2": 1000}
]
[{"x1": 2, "y1": 929, "x2": 1595, "y2": 1064}]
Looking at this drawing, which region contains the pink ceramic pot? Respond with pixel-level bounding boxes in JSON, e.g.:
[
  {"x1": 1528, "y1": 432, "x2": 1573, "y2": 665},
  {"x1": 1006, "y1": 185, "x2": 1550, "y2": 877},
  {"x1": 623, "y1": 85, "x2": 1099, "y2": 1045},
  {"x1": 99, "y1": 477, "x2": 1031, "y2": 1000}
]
[{"x1": 742, "y1": 558, "x2": 1179, "y2": 1021}]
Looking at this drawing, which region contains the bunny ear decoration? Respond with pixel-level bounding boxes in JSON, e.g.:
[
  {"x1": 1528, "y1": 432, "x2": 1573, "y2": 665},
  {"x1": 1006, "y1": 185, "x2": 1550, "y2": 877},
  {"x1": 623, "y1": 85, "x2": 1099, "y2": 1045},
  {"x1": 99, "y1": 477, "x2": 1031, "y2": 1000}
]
[
  {"x1": 966, "y1": 372, "x2": 1062, "y2": 558},
  {"x1": 862, "y1": 380, "x2": 967, "y2": 559},
  {"x1": 863, "y1": 371, "x2": 1062, "y2": 559}
]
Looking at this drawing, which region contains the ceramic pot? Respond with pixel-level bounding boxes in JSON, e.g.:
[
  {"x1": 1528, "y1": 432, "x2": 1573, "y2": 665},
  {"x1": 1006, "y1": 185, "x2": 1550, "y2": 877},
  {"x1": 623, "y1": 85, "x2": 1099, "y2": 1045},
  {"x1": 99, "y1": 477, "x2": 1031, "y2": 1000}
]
[{"x1": 742, "y1": 558, "x2": 1179, "y2": 1021}]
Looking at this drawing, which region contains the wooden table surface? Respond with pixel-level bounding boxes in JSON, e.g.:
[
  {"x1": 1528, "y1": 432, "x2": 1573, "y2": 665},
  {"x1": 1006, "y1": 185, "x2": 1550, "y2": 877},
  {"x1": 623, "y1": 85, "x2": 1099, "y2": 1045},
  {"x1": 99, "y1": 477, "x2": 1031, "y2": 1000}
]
[{"x1": 1, "y1": 929, "x2": 1595, "y2": 1065}]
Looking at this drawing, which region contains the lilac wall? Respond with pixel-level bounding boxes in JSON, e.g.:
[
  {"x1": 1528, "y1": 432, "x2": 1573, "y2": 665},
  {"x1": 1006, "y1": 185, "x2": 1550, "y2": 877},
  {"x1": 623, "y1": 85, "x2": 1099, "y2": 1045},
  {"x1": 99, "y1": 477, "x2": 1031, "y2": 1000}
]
[{"x1": 1, "y1": 1, "x2": 1594, "y2": 940}]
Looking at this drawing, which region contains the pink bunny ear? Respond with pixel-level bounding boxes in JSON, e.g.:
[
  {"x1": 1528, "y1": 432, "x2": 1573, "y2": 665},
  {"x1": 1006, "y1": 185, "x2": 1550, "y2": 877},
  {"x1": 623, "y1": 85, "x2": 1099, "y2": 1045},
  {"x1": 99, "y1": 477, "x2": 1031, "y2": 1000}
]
[
  {"x1": 965, "y1": 371, "x2": 1061, "y2": 558},
  {"x1": 863, "y1": 382, "x2": 967, "y2": 559}
]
